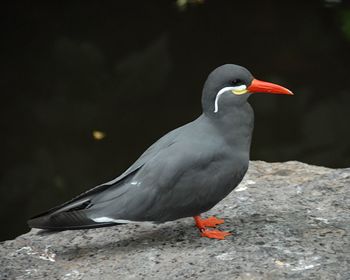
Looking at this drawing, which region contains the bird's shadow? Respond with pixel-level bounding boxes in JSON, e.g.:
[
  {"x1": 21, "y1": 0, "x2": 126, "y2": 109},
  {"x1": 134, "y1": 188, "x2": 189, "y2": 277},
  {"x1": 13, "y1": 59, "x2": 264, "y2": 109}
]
[{"x1": 36, "y1": 217, "x2": 239, "y2": 260}]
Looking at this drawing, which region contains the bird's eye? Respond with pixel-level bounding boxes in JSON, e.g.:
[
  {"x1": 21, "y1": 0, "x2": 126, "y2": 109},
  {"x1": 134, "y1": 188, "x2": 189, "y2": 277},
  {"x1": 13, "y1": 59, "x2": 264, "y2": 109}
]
[{"x1": 231, "y1": 79, "x2": 242, "y2": 86}]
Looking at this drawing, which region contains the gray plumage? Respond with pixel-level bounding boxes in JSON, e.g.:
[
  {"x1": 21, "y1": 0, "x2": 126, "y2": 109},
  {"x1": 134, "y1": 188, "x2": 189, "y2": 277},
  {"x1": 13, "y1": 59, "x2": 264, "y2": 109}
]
[{"x1": 28, "y1": 64, "x2": 254, "y2": 230}]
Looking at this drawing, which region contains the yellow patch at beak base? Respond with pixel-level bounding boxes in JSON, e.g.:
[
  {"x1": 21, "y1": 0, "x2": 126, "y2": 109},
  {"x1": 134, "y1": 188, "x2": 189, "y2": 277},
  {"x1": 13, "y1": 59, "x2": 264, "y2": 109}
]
[{"x1": 232, "y1": 88, "x2": 248, "y2": 95}]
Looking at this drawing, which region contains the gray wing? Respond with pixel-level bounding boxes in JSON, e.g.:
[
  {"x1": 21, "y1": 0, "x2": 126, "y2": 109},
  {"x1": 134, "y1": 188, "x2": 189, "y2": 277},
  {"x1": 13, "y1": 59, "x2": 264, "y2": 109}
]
[{"x1": 102, "y1": 126, "x2": 182, "y2": 186}]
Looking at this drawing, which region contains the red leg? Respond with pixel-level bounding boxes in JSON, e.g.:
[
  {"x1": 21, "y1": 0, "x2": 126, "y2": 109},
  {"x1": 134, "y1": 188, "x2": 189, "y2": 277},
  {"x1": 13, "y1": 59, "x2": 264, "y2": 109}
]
[{"x1": 194, "y1": 215, "x2": 231, "y2": 240}]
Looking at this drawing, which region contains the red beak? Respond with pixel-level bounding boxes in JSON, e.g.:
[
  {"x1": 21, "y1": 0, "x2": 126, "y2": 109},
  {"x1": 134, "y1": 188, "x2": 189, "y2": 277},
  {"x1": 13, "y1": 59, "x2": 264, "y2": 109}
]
[{"x1": 248, "y1": 79, "x2": 293, "y2": 95}]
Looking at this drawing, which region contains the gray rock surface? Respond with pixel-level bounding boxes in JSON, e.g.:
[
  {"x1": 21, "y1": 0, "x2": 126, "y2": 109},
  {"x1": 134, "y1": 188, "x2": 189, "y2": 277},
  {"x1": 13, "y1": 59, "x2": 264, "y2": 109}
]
[{"x1": 1, "y1": 161, "x2": 349, "y2": 280}]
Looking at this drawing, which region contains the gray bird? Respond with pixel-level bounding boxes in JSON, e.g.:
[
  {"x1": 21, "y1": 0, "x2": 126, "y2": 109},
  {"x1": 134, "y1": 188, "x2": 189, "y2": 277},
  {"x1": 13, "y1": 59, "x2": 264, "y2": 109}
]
[{"x1": 28, "y1": 64, "x2": 293, "y2": 240}]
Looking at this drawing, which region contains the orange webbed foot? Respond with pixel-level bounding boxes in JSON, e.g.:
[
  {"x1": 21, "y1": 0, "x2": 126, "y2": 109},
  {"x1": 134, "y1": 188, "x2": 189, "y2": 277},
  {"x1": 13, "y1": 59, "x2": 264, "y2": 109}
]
[
  {"x1": 200, "y1": 229, "x2": 231, "y2": 240},
  {"x1": 193, "y1": 215, "x2": 232, "y2": 240},
  {"x1": 201, "y1": 216, "x2": 225, "y2": 228}
]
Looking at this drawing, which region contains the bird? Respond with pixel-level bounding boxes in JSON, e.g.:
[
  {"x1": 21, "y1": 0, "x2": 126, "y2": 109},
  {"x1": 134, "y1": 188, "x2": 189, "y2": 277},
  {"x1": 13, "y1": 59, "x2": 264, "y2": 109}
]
[{"x1": 28, "y1": 64, "x2": 293, "y2": 240}]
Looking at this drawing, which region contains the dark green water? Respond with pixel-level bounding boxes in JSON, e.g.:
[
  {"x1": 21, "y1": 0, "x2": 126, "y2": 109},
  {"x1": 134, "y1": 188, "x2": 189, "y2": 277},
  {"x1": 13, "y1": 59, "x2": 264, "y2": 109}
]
[{"x1": 1, "y1": 0, "x2": 350, "y2": 241}]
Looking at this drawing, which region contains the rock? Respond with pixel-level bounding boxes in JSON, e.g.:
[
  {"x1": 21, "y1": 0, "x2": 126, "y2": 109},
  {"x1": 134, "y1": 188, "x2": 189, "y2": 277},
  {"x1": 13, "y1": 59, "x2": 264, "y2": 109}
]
[{"x1": 1, "y1": 161, "x2": 349, "y2": 280}]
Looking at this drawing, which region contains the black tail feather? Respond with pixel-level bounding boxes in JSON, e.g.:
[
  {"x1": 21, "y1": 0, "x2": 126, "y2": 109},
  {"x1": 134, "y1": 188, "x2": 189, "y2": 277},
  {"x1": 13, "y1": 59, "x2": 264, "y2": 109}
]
[
  {"x1": 28, "y1": 166, "x2": 143, "y2": 231},
  {"x1": 27, "y1": 197, "x2": 119, "y2": 230},
  {"x1": 27, "y1": 209, "x2": 118, "y2": 230}
]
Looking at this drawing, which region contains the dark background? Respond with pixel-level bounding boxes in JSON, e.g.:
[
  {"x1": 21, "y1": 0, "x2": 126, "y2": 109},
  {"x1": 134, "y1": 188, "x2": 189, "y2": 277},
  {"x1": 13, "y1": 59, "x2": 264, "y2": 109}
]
[{"x1": 1, "y1": 0, "x2": 350, "y2": 241}]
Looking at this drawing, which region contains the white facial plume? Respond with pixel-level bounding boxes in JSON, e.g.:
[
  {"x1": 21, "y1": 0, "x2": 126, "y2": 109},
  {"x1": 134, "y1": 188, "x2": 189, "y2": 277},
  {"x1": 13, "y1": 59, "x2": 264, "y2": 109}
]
[{"x1": 214, "y1": 85, "x2": 247, "y2": 113}]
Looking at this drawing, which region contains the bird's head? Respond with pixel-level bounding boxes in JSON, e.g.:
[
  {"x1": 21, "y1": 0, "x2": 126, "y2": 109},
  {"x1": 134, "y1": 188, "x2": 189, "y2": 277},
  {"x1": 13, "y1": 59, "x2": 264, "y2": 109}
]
[{"x1": 201, "y1": 64, "x2": 293, "y2": 114}]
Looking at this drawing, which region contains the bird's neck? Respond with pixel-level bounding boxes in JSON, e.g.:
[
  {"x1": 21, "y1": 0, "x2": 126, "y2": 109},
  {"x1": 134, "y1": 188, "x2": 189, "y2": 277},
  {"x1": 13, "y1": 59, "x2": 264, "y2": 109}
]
[{"x1": 204, "y1": 103, "x2": 254, "y2": 153}]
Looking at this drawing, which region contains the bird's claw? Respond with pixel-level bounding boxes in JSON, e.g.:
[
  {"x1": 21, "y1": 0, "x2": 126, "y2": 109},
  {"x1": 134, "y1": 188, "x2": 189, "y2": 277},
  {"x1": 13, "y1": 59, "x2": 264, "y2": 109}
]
[
  {"x1": 200, "y1": 229, "x2": 231, "y2": 240},
  {"x1": 194, "y1": 215, "x2": 231, "y2": 240}
]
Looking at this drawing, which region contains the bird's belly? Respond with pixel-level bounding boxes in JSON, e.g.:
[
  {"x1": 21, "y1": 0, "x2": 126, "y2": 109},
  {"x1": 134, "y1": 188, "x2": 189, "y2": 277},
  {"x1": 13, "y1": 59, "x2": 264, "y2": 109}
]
[
  {"x1": 154, "y1": 159, "x2": 249, "y2": 221},
  {"x1": 196, "y1": 165, "x2": 248, "y2": 212}
]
